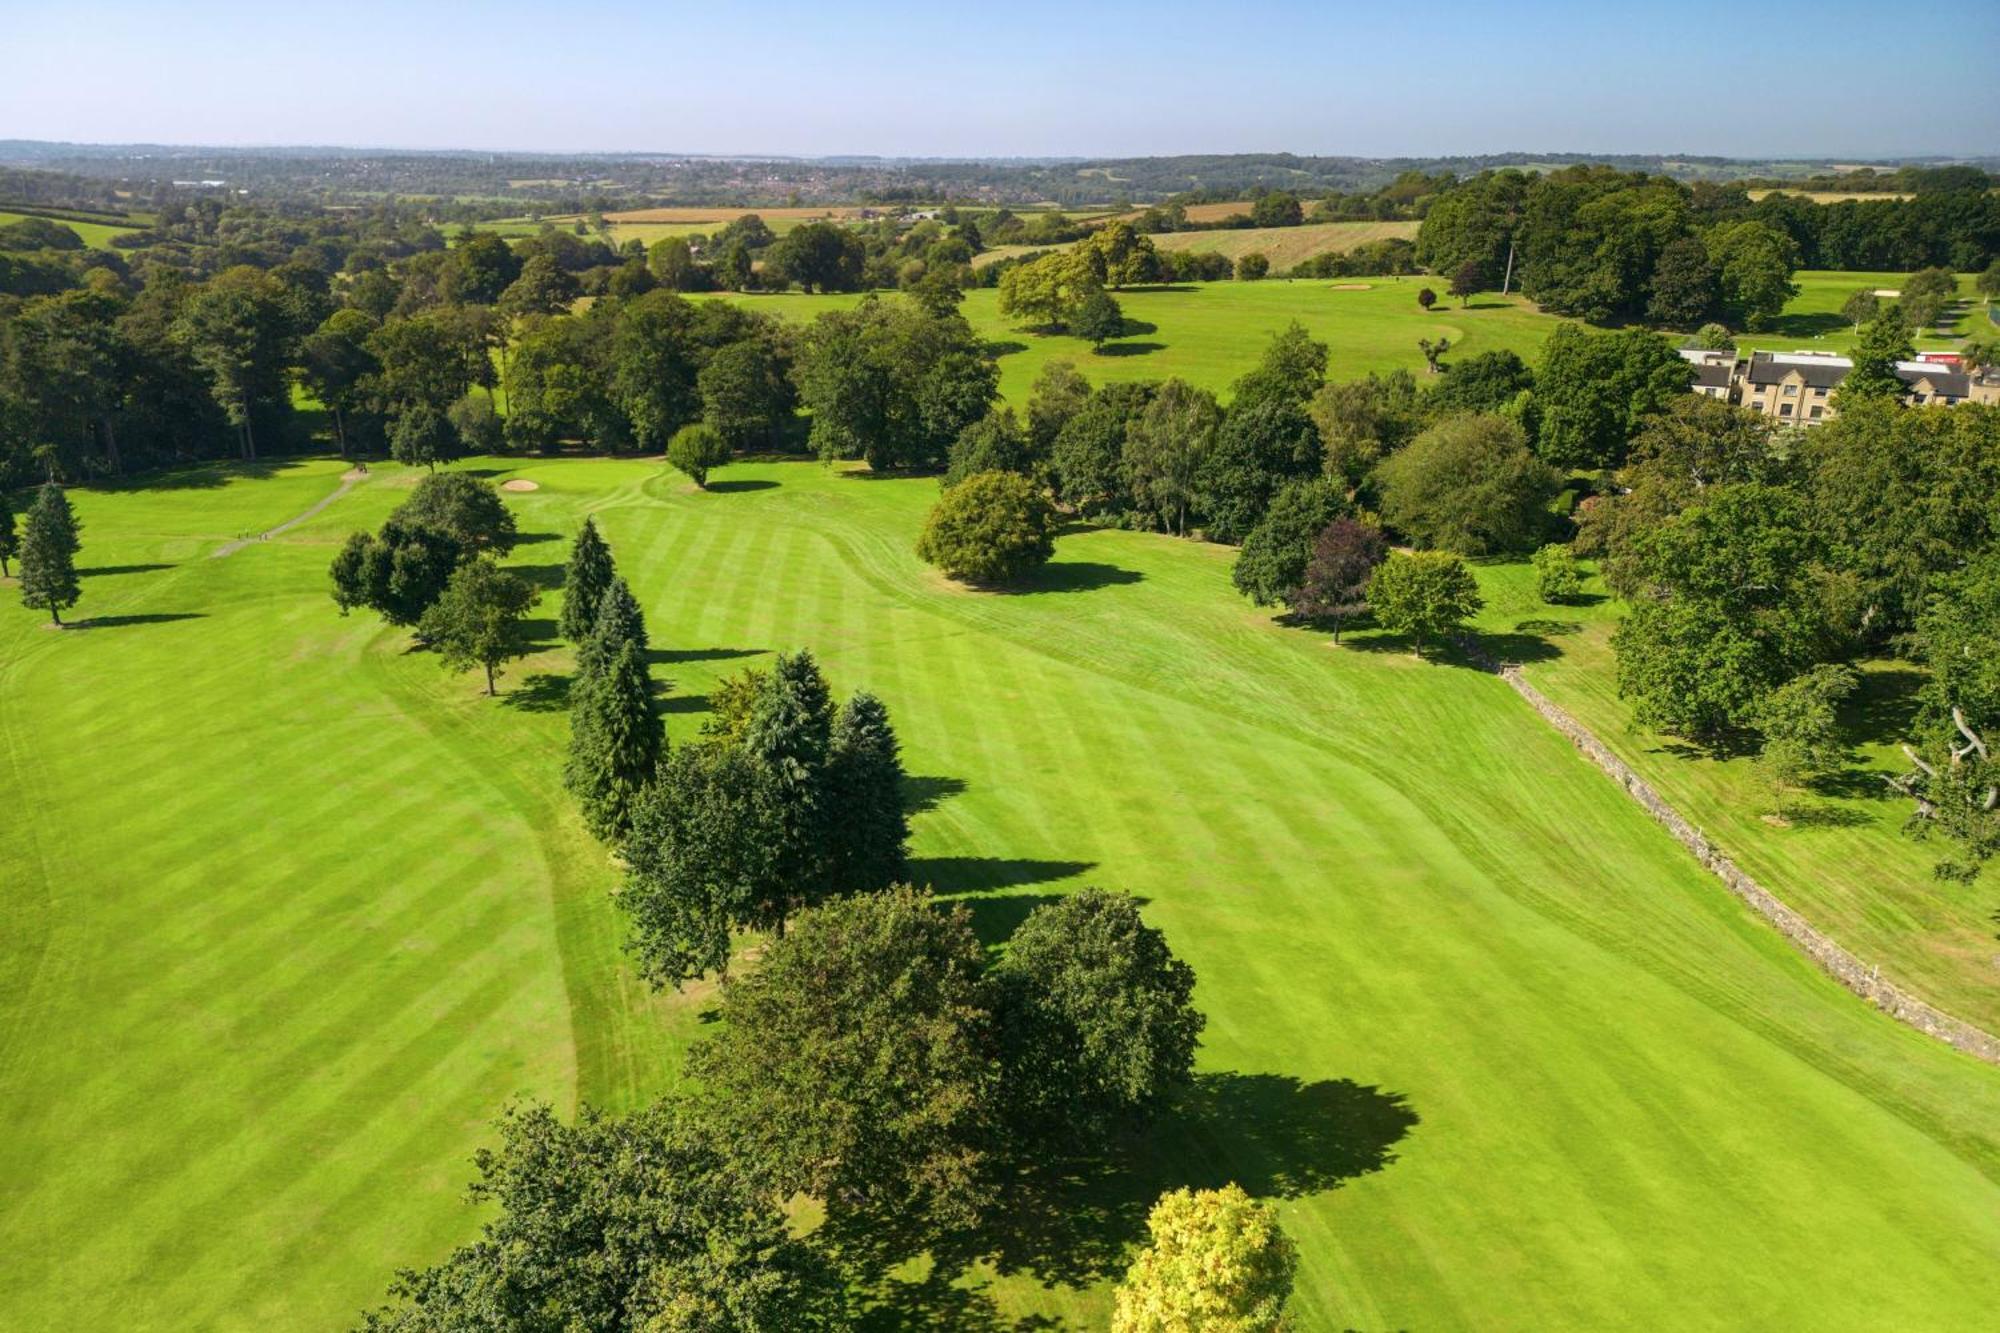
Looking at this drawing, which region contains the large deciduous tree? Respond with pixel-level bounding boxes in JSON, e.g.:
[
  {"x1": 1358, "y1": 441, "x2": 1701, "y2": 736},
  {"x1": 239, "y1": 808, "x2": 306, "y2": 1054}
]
[
  {"x1": 1123, "y1": 378, "x2": 1222, "y2": 536},
  {"x1": 1231, "y1": 478, "x2": 1348, "y2": 607},
  {"x1": 1112, "y1": 1184, "x2": 1298, "y2": 1333},
  {"x1": 417, "y1": 557, "x2": 539, "y2": 695},
  {"x1": 1531, "y1": 323, "x2": 1693, "y2": 471},
  {"x1": 1366, "y1": 551, "x2": 1483, "y2": 657},
  {"x1": 916, "y1": 469, "x2": 1057, "y2": 585},
  {"x1": 1376, "y1": 414, "x2": 1557, "y2": 556},
  {"x1": 1293, "y1": 516, "x2": 1388, "y2": 642}
]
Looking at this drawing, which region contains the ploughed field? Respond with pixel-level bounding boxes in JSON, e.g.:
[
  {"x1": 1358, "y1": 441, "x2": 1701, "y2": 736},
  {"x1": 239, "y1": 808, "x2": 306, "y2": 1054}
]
[{"x1": 5, "y1": 457, "x2": 2000, "y2": 1329}]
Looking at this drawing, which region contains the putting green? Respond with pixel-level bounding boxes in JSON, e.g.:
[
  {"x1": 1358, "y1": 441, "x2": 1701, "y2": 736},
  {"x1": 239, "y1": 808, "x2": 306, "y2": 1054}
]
[{"x1": 4, "y1": 457, "x2": 2000, "y2": 1329}]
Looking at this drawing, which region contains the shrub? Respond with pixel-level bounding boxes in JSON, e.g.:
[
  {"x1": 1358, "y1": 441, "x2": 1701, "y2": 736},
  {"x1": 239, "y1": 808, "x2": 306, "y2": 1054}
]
[
  {"x1": 916, "y1": 470, "x2": 1057, "y2": 585},
  {"x1": 1112, "y1": 1184, "x2": 1297, "y2": 1333},
  {"x1": 1234, "y1": 253, "x2": 1270, "y2": 282},
  {"x1": 1532, "y1": 543, "x2": 1583, "y2": 603},
  {"x1": 666, "y1": 422, "x2": 731, "y2": 488}
]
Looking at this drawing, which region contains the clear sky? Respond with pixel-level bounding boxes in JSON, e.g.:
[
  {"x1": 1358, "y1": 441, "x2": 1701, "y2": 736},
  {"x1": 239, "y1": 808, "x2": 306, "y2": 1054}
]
[{"x1": 3, "y1": 0, "x2": 1995, "y2": 159}]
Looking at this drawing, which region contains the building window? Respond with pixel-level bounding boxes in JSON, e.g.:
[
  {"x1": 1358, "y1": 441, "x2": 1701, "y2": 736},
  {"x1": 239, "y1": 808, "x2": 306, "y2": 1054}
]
[
  {"x1": 1783, "y1": 384, "x2": 1799, "y2": 396},
  {"x1": 1813, "y1": 387, "x2": 1827, "y2": 397},
  {"x1": 1810, "y1": 406, "x2": 1824, "y2": 419},
  {"x1": 1780, "y1": 404, "x2": 1793, "y2": 416}
]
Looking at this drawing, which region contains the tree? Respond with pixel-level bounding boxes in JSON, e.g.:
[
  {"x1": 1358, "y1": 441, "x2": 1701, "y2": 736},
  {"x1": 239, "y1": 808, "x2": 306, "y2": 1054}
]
[
  {"x1": 443, "y1": 232, "x2": 522, "y2": 305},
  {"x1": 1053, "y1": 381, "x2": 1151, "y2": 517},
  {"x1": 1310, "y1": 371, "x2": 1422, "y2": 490},
  {"x1": 944, "y1": 408, "x2": 1036, "y2": 488},
  {"x1": 329, "y1": 519, "x2": 465, "y2": 629},
  {"x1": 1195, "y1": 395, "x2": 1322, "y2": 545},
  {"x1": 1755, "y1": 665, "x2": 1857, "y2": 817},
  {"x1": 1979, "y1": 259, "x2": 2000, "y2": 302},
  {"x1": 1897, "y1": 266, "x2": 1958, "y2": 332},
  {"x1": 687, "y1": 886, "x2": 1003, "y2": 1235},
  {"x1": 392, "y1": 472, "x2": 517, "y2": 553},
  {"x1": 1684, "y1": 322, "x2": 1736, "y2": 352},
  {"x1": 825, "y1": 692, "x2": 909, "y2": 893},
  {"x1": 741, "y1": 650, "x2": 837, "y2": 926},
  {"x1": 448, "y1": 393, "x2": 503, "y2": 455},
  {"x1": 565, "y1": 638, "x2": 663, "y2": 842},
  {"x1": 360, "y1": 1099, "x2": 844, "y2": 1333},
  {"x1": 1111, "y1": 1184, "x2": 1298, "y2": 1333},
  {"x1": 560, "y1": 517, "x2": 616, "y2": 645},
  {"x1": 794, "y1": 298, "x2": 996, "y2": 471},
  {"x1": 1839, "y1": 306, "x2": 1914, "y2": 403},
  {"x1": 1531, "y1": 323, "x2": 1693, "y2": 471},
  {"x1": 17, "y1": 481, "x2": 81, "y2": 625},
  {"x1": 1893, "y1": 553, "x2": 2000, "y2": 880},
  {"x1": 1449, "y1": 260, "x2": 1485, "y2": 307},
  {"x1": 498, "y1": 253, "x2": 580, "y2": 318},
  {"x1": 622, "y1": 742, "x2": 769, "y2": 984},
  {"x1": 390, "y1": 401, "x2": 460, "y2": 471},
  {"x1": 1703, "y1": 221, "x2": 1798, "y2": 331},
  {"x1": 1376, "y1": 414, "x2": 1557, "y2": 555},
  {"x1": 581, "y1": 576, "x2": 649, "y2": 677},
  {"x1": 765, "y1": 222, "x2": 865, "y2": 293},
  {"x1": 916, "y1": 470, "x2": 1057, "y2": 585},
  {"x1": 1026, "y1": 359, "x2": 1092, "y2": 458},
  {"x1": 0, "y1": 490, "x2": 18, "y2": 578},
  {"x1": 1841, "y1": 288, "x2": 1880, "y2": 331},
  {"x1": 1426, "y1": 349, "x2": 1534, "y2": 418},
  {"x1": 1234, "y1": 253, "x2": 1270, "y2": 282},
  {"x1": 1249, "y1": 191, "x2": 1303, "y2": 228},
  {"x1": 1071, "y1": 288, "x2": 1124, "y2": 347},
  {"x1": 1532, "y1": 543, "x2": 1583, "y2": 603},
  {"x1": 1416, "y1": 335, "x2": 1450, "y2": 373},
  {"x1": 172, "y1": 267, "x2": 298, "y2": 460},
  {"x1": 1612, "y1": 485, "x2": 1831, "y2": 741},
  {"x1": 1416, "y1": 286, "x2": 1437, "y2": 312},
  {"x1": 1231, "y1": 478, "x2": 1347, "y2": 607},
  {"x1": 666, "y1": 422, "x2": 730, "y2": 489},
  {"x1": 1294, "y1": 517, "x2": 1388, "y2": 642},
  {"x1": 417, "y1": 558, "x2": 539, "y2": 695},
  {"x1": 1123, "y1": 378, "x2": 1222, "y2": 536},
  {"x1": 1645, "y1": 235, "x2": 1717, "y2": 327},
  {"x1": 647, "y1": 236, "x2": 702, "y2": 292},
  {"x1": 997, "y1": 248, "x2": 1103, "y2": 330},
  {"x1": 990, "y1": 890, "x2": 1202, "y2": 1152},
  {"x1": 297, "y1": 308, "x2": 379, "y2": 457},
  {"x1": 697, "y1": 338, "x2": 792, "y2": 452},
  {"x1": 1367, "y1": 551, "x2": 1484, "y2": 657}
]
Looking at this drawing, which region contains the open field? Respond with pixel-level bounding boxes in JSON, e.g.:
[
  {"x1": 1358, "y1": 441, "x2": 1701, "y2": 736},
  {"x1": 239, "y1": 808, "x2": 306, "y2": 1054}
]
[
  {"x1": 7, "y1": 458, "x2": 2000, "y2": 1328},
  {"x1": 702, "y1": 279, "x2": 1559, "y2": 403},
  {"x1": 1119, "y1": 200, "x2": 1269, "y2": 225},
  {"x1": 1149, "y1": 220, "x2": 1420, "y2": 269},
  {"x1": 1746, "y1": 189, "x2": 1915, "y2": 203},
  {"x1": 1732, "y1": 269, "x2": 1984, "y2": 357},
  {"x1": 1469, "y1": 559, "x2": 2000, "y2": 1036},
  {"x1": 0, "y1": 209, "x2": 144, "y2": 250}
]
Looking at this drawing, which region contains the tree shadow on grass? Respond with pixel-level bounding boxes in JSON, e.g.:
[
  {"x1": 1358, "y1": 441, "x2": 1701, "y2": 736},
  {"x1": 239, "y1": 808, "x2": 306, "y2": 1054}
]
[
  {"x1": 652, "y1": 645, "x2": 765, "y2": 666},
  {"x1": 659, "y1": 692, "x2": 712, "y2": 716},
  {"x1": 1117, "y1": 318, "x2": 1159, "y2": 337},
  {"x1": 1513, "y1": 618, "x2": 1583, "y2": 637},
  {"x1": 904, "y1": 775, "x2": 968, "y2": 814},
  {"x1": 70, "y1": 612, "x2": 205, "y2": 629},
  {"x1": 992, "y1": 561, "x2": 1143, "y2": 595},
  {"x1": 79, "y1": 563, "x2": 175, "y2": 577},
  {"x1": 1094, "y1": 341, "x2": 1166, "y2": 358},
  {"x1": 705, "y1": 478, "x2": 780, "y2": 494},
  {"x1": 96, "y1": 458, "x2": 306, "y2": 491},
  {"x1": 908, "y1": 857, "x2": 1096, "y2": 896},
  {"x1": 508, "y1": 563, "x2": 567, "y2": 593},
  {"x1": 508, "y1": 531, "x2": 563, "y2": 547},
  {"x1": 1762, "y1": 311, "x2": 1848, "y2": 340},
  {"x1": 984, "y1": 340, "x2": 1029, "y2": 359},
  {"x1": 516, "y1": 617, "x2": 562, "y2": 653},
  {"x1": 1843, "y1": 667, "x2": 1924, "y2": 747},
  {"x1": 501, "y1": 672, "x2": 571, "y2": 714},
  {"x1": 1780, "y1": 803, "x2": 1877, "y2": 829}
]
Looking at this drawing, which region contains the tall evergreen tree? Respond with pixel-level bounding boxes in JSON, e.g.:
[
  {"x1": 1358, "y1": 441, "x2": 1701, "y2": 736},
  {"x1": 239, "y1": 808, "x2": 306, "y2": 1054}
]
[
  {"x1": 827, "y1": 691, "x2": 910, "y2": 893},
  {"x1": 18, "y1": 482, "x2": 81, "y2": 626},
  {"x1": 0, "y1": 491, "x2": 18, "y2": 578},
  {"x1": 559, "y1": 516, "x2": 615, "y2": 644},
  {"x1": 565, "y1": 638, "x2": 664, "y2": 841},
  {"x1": 743, "y1": 649, "x2": 835, "y2": 928},
  {"x1": 577, "y1": 576, "x2": 648, "y2": 679}
]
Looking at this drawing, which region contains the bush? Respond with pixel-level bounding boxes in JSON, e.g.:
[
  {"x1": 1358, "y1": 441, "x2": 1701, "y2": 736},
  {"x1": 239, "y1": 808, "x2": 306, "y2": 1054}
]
[
  {"x1": 1112, "y1": 1184, "x2": 1297, "y2": 1333},
  {"x1": 1234, "y1": 253, "x2": 1270, "y2": 282},
  {"x1": 916, "y1": 470, "x2": 1057, "y2": 585},
  {"x1": 666, "y1": 422, "x2": 731, "y2": 488},
  {"x1": 1532, "y1": 543, "x2": 1583, "y2": 603}
]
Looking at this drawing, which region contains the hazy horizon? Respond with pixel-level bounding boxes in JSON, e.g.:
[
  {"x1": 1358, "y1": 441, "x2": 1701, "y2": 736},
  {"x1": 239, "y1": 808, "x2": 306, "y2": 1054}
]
[{"x1": 3, "y1": 0, "x2": 1995, "y2": 161}]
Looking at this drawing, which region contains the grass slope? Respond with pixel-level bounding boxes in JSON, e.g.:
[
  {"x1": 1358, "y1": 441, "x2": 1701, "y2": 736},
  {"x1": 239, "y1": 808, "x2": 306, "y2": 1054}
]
[
  {"x1": 0, "y1": 209, "x2": 143, "y2": 250},
  {"x1": 6, "y1": 458, "x2": 2000, "y2": 1328},
  {"x1": 1471, "y1": 558, "x2": 2000, "y2": 1035}
]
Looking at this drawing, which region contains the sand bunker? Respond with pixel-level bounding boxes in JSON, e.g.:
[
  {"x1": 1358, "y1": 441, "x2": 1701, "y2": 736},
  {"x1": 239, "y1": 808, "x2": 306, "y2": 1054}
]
[{"x1": 501, "y1": 479, "x2": 540, "y2": 492}]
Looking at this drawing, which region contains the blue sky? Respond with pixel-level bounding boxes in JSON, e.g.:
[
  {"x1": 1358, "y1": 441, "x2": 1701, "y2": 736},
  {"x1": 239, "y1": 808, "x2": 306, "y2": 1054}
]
[{"x1": 3, "y1": 0, "x2": 1995, "y2": 158}]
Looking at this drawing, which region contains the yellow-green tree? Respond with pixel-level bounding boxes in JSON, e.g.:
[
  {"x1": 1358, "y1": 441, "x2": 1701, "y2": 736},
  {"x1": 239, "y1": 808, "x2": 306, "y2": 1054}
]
[{"x1": 1112, "y1": 1184, "x2": 1298, "y2": 1333}]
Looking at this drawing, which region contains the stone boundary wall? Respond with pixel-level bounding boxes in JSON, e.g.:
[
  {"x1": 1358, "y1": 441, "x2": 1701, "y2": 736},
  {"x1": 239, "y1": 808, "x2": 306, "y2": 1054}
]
[{"x1": 1494, "y1": 662, "x2": 2000, "y2": 1067}]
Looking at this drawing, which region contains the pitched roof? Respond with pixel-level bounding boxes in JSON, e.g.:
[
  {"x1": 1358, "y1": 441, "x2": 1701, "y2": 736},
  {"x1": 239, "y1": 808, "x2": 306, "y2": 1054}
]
[
  {"x1": 1690, "y1": 362, "x2": 1732, "y2": 389},
  {"x1": 1745, "y1": 352, "x2": 1849, "y2": 389},
  {"x1": 1896, "y1": 361, "x2": 1970, "y2": 397}
]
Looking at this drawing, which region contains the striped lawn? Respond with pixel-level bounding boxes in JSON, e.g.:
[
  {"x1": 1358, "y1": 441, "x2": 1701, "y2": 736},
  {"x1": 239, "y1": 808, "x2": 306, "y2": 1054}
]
[{"x1": 4, "y1": 456, "x2": 2000, "y2": 1328}]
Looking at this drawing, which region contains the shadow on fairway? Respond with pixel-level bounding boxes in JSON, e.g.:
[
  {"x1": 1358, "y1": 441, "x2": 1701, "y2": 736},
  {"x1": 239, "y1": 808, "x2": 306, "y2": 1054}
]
[
  {"x1": 501, "y1": 672, "x2": 571, "y2": 713},
  {"x1": 704, "y1": 478, "x2": 779, "y2": 494},
  {"x1": 508, "y1": 531, "x2": 563, "y2": 547},
  {"x1": 1095, "y1": 341, "x2": 1165, "y2": 358},
  {"x1": 507, "y1": 563, "x2": 566, "y2": 592},
  {"x1": 69, "y1": 612, "x2": 207, "y2": 630},
  {"x1": 995, "y1": 561, "x2": 1143, "y2": 595},
  {"x1": 846, "y1": 1072, "x2": 1420, "y2": 1317},
  {"x1": 908, "y1": 856, "x2": 1095, "y2": 896},
  {"x1": 652, "y1": 645, "x2": 765, "y2": 666},
  {"x1": 95, "y1": 459, "x2": 307, "y2": 491},
  {"x1": 904, "y1": 774, "x2": 968, "y2": 814},
  {"x1": 79, "y1": 563, "x2": 176, "y2": 577}
]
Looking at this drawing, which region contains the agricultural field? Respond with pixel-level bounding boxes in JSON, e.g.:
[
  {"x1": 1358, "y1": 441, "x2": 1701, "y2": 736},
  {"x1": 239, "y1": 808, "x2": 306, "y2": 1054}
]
[
  {"x1": 1147, "y1": 220, "x2": 1420, "y2": 270},
  {"x1": 6, "y1": 457, "x2": 2000, "y2": 1329},
  {"x1": 1469, "y1": 559, "x2": 2000, "y2": 1035},
  {"x1": 0, "y1": 209, "x2": 144, "y2": 250}
]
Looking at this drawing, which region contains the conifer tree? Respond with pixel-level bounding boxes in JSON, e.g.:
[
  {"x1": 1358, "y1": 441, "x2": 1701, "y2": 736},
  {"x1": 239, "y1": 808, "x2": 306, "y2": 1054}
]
[
  {"x1": 18, "y1": 482, "x2": 81, "y2": 626},
  {"x1": 827, "y1": 691, "x2": 909, "y2": 892},
  {"x1": 565, "y1": 638, "x2": 664, "y2": 840},
  {"x1": 577, "y1": 576, "x2": 648, "y2": 680},
  {"x1": 743, "y1": 649, "x2": 834, "y2": 928},
  {"x1": 559, "y1": 517, "x2": 615, "y2": 644},
  {"x1": 0, "y1": 490, "x2": 19, "y2": 578}
]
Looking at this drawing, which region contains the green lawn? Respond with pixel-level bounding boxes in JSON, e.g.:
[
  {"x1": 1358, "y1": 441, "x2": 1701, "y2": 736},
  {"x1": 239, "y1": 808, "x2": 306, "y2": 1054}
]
[
  {"x1": 703, "y1": 279, "x2": 1561, "y2": 404},
  {"x1": 1733, "y1": 269, "x2": 1986, "y2": 358},
  {"x1": 1470, "y1": 558, "x2": 2000, "y2": 1036},
  {"x1": 0, "y1": 209, "x2": 144, "y2": 251},
  {"x1": 6, "y1": 457, "x2": 2000, "y2": 1328}
]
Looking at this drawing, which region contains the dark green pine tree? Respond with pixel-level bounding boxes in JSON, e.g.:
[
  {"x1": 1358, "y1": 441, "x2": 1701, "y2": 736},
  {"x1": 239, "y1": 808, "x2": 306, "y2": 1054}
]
[
  {"x1": 0, "y1": 490, "x2": 19, "y2": 577},
  {"x1": 827, "y1": 691, "x2": 910, "y2": 893},
  {"x1": 576, "y1": 576, "x2": 649, "y2": 680},
  {"x1": 565, "y1": 638, "x2": 665, "y2": 841},
  {"x1": 18, "y1": 482, "x2": 81, "y2": 626},
  {"x1": 743, "y1": 649, "x2": 834, "y2": 929},
  {"x1": 559, "y1": 516, "x2": 615, "y2": 644}
]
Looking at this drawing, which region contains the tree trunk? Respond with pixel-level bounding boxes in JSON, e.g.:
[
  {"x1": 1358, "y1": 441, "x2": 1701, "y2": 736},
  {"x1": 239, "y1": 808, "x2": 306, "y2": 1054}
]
[
  {"x1": 484, "y1": 661, "x2": 497, "y2": 695},
  {"x1": 48, "y1": 598, "x2": 62, "y2": 627},
  {"x1": 333, "y1": 408, "x2": 348, "y2": 459},
  {"x1": 101, "y1": 418, "x2": 122, "y2": 475}
]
